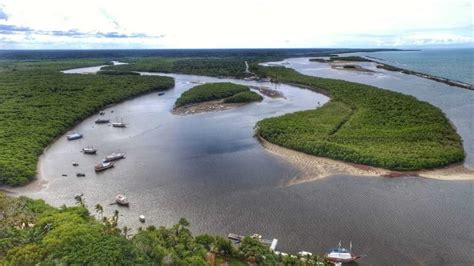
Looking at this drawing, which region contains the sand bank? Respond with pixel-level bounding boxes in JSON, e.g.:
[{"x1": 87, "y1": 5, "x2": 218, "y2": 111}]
[{"x1": 258, "y1": 137, "x2": 474, "y2": 186}]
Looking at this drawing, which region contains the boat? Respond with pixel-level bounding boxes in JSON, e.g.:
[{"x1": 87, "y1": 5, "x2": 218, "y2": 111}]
[
  {"x1": 325, "y1": 241, "x2": 361, "y2": 264},
  {"x1": 139, "y1": 215, "x2": 146, "y2": 223},
  {"x1": 82, "y1": 146, "x2": 97, "y2": 154},
  {"x1": 103, "y1": 152, "x2": 125, "y2": 162},
  {"x1": 67, "y1": 133, "x2": 82, "y2": 140},
  {"x1": 95, "y1": 118, "x2": 110, "y2": 124},
  {"x1": 76, "y1": 173, "x2": 85, "y2": 177},
  {"x1": 158, "y1": 92, "x2": 165, "y2": 96},
  {"x1": 99, "y1": 111, "x2": 106, "y2": 115},
  {"x1": 115, "y1": 194, "x2": 129, "y2": 206},
  {"x1": 112, "y1": 118, "x2": 126, "y2": 128},
  {"x1": 72, "y1": 162, "x2": 79, "y2": 166},
  {"x1": 94, "y1": 161, "x2": 114, "y2": 172}
]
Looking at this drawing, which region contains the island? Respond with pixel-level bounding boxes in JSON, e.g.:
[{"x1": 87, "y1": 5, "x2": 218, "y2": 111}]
[
  {"x1": 254, "y1": 65, "x2": 465, "y2": 172},
  {"x1": 173, "y1": 82, "x2": 263, "y2": 115}
]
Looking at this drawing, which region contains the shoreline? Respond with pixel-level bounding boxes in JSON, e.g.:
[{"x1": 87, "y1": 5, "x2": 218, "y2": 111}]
[
  {"x1": 171, "y1": 100, "x2": 247, "y2": 115},
  {"x1": 258, "y1": 136, "x2": 474, "y2": 186}
]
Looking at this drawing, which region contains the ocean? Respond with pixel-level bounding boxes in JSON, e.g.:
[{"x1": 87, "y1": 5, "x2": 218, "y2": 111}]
[{"x1": 359, "y1": 48, "x2": 474, "y2": 84}]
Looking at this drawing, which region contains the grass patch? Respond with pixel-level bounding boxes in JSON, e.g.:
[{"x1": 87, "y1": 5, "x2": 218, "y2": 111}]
[
  {"x1": 254, "y1": 66, "x2": 465, "y2": 171},
  {"x1": 0, "y1": 60, "x2": 174, "y2": 186},
  {"x1": 174, "y1": 82, "x2": 250, "y2": 107}
]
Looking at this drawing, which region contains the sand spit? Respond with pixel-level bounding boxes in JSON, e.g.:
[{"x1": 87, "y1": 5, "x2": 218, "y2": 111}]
[
  {"x1": 172, "y1": 100, "x2": 246, "y2": 115},
  {"x1": 258, "y1": 137, "x2": 474, "y2": 186}
]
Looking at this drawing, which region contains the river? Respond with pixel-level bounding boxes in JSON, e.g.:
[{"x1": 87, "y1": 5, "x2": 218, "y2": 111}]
[{"x1": 14, "y1": 61, "x2": 474, "y2": 265}]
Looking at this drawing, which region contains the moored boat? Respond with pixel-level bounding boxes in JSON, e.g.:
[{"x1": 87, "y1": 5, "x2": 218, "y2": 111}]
[
  {"x1": 95, "y1": 118, "x2": 110, "y2": 124},
  {"x1": 325, "y1": 241, "x2": 360, "y2": 264},
  {"x1": 67, "y1": 133, "x2": 82, "y2": 140},
  {"x1": 76, "y1": 172, "x2": 85, "y2": 177},
  {"x1": 103, "y1": 152, "x2": 125, "y2": 162},
  {"x1": 139, "y1": 215, "x2": 146, "y2": 222},
  {"x1": 112, "y1": 118, "x2": 126, "y2": 128},
  {"x1": 94, "y1": 161, "x2": 114, "y2": 172},
  {"x1": 158, "y1": 92, "x2": 165, "y2": 96},
  {"x1": 82, "y1": 146, "x2": 97, "y2": 154},
  {"x1": 115, "y1": 194, "x2": 129, "y2": 206}
]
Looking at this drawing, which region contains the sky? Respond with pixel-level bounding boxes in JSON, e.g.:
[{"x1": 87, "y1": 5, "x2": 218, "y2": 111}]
[{"x1": 0, "y1": 0, "x2": 472, "y2": 49}]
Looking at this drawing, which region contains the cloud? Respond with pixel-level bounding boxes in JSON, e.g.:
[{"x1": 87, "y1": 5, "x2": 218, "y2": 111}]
[
  {"x1": 0, "y1": 24, "x2": 32, "y2": 32},
  {"x1": 0, "y1": 8, "x2": 7, "y2": 20},
  {"x1": 0, "y1": 24, "x2": 163, "y2": 39}
]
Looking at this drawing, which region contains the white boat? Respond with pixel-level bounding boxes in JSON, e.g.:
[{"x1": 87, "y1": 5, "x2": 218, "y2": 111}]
[
  {"x1": 112, "y1": 118, "x2": 126, "y2": 128},
  {"x1": 325, "y1": 241, "x2": 360, "y2": 264},
  {"x1": 94, "y1": 161, "x2": 114, "y2": 172},
  {"x1": 115, "y1": 194, "x2": 129, "y2": 206},
  {"x1": 139, "y1": 215, "x2": 146, "y2": 222},
  {"x1": 67, "y1": 133, "x2": 82, "y2": 140},
  {"x1": 103, "y1": 152, "x2": 125, "y2": 162},
  {"x1": 82, "y1": 146, "x2": 97, "y2": 154}
]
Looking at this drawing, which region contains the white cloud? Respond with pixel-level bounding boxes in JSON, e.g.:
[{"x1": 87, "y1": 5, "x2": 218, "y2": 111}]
[{"x1": 0, "y1": 0, "x2": 472, "y2": 48}]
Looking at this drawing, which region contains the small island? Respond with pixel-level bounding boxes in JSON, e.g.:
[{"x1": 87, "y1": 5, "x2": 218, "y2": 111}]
[{"x1": 173, "y1": 82, "x2": 263, "y2": 115}]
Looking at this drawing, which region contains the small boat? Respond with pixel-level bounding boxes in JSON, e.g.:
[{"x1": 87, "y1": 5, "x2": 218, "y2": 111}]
[
  {"x1": 103, "y1": 152, "x2": 125, "y2": 162},
  {"x1": 112, "y1": 118, "x2": 126, "y2": 128},
  {"x1": 62, "y1": 174, "x2": 68, "y2": 177},
  {"x1": 67, "y1": 133, "x2": 82, "y2": 140},
  {"x1": 82, "y1": 146, "x2": 97, "y2": 154},
  {"x1": 158, "y1": 92, "x2": 165, "y2": 96},
  {"x1": 325, "y1": 241, "x2": 361, "y2": 264},
  {"x1": 94, "y1": 161, "x2": 114, "y2": 172},
  {"x1": 115, "y1": 194, "x2": 129, "y2": 206},
  {"x1": 95, "y1": 118, "x2": 110, "y2": 124},
  {"x1": 99, "y1": 111, "x2": 106, "y2": 115},
  {"x1": 139, "y1": 215, "x2": 146, "y2": 223},
  {"x1": 76, "y1": 173, "x2": 85, "y2": 177},
  {"x1": 72, "y1": 162, "x2": 79, "y2": 166}
]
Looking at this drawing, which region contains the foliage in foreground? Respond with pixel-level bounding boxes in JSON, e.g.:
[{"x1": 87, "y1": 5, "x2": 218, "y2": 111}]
[
  {"x1": 175, "y1": 82, "x2": 258, "y2": 107},
  {"x1": 0, "y1": 193, "x2": 327, "y2": 265},
  {"x1": 254, "y1": 66, "x2": 465, "y2": 171},
  {"x1": 0, "y1": 61, "x2": 174, "y2": 186}
]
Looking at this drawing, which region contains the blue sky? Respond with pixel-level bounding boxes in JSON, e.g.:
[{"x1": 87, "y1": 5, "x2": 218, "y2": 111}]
[{"x1": 0, "y1": 0, "x2": 472, "y2": 49}]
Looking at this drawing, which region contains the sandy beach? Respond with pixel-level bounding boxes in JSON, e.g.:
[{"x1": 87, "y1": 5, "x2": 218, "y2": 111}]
[{"x1": 258, "y1": 136, "x2": 474, "y2": 186}]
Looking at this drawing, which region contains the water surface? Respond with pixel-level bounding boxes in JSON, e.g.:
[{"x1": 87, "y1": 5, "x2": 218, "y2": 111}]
[{"x1": 16, "y1": 63, "x2": 474, "y2": 265}]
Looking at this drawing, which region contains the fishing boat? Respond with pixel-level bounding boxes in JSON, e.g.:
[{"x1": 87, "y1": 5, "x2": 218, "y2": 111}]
[
  {"x1": 67, "y1": 133, "x2": 82, "y2": 140},
  {"x1": 103, "y1": 152, "x2": 125, "y2": 162},
  {"x1": 115, "y1": 194, "x2": 129, "y2": 206},
  {"x1": 82, "y1": 146, "x2": 97, "y2": 154},
  {"x1": 95, "y1": 118, "x2": 110, "y2": 124},
  {"x1": 94, "y1": 161, "x2": 114, "y2": 172},
  {"x1": 325, "y1": 241, "x2": 360, "y2": 264},
  {"x1": 112, "y1": 118, "x2": 126, "y2": 128}
]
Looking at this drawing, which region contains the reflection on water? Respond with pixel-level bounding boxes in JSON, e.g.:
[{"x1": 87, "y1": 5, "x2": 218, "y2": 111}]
[{"x1": 16, "y1": 64, "x2": 474, "y2": 265}]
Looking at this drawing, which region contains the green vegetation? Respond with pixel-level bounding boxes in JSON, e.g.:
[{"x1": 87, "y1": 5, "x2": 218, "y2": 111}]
[
  {"x1": 0, "y1": 60, "x2": 174, "y2": 186},
  {"x1": 254, "y1": 66, "x2": 464, "y2": 171},
  {"x1": 309, "y1": 56, "x2": 372, "y2": 63},
  {"x1": 223, "y1": 91, "x2": 263, "y2": 103},
  {"x1": 104, "y1": 57, "x2": 253, "y2": 78},
  {"x1": 0, "y1": 193, "x2": 327, "y2": 265},
  {"x1": 96, "y1": 70, "x2": 140, "y2": 76},
  {"x1": 175, "y1": 82, "x2": 253, "y2": 107}
]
